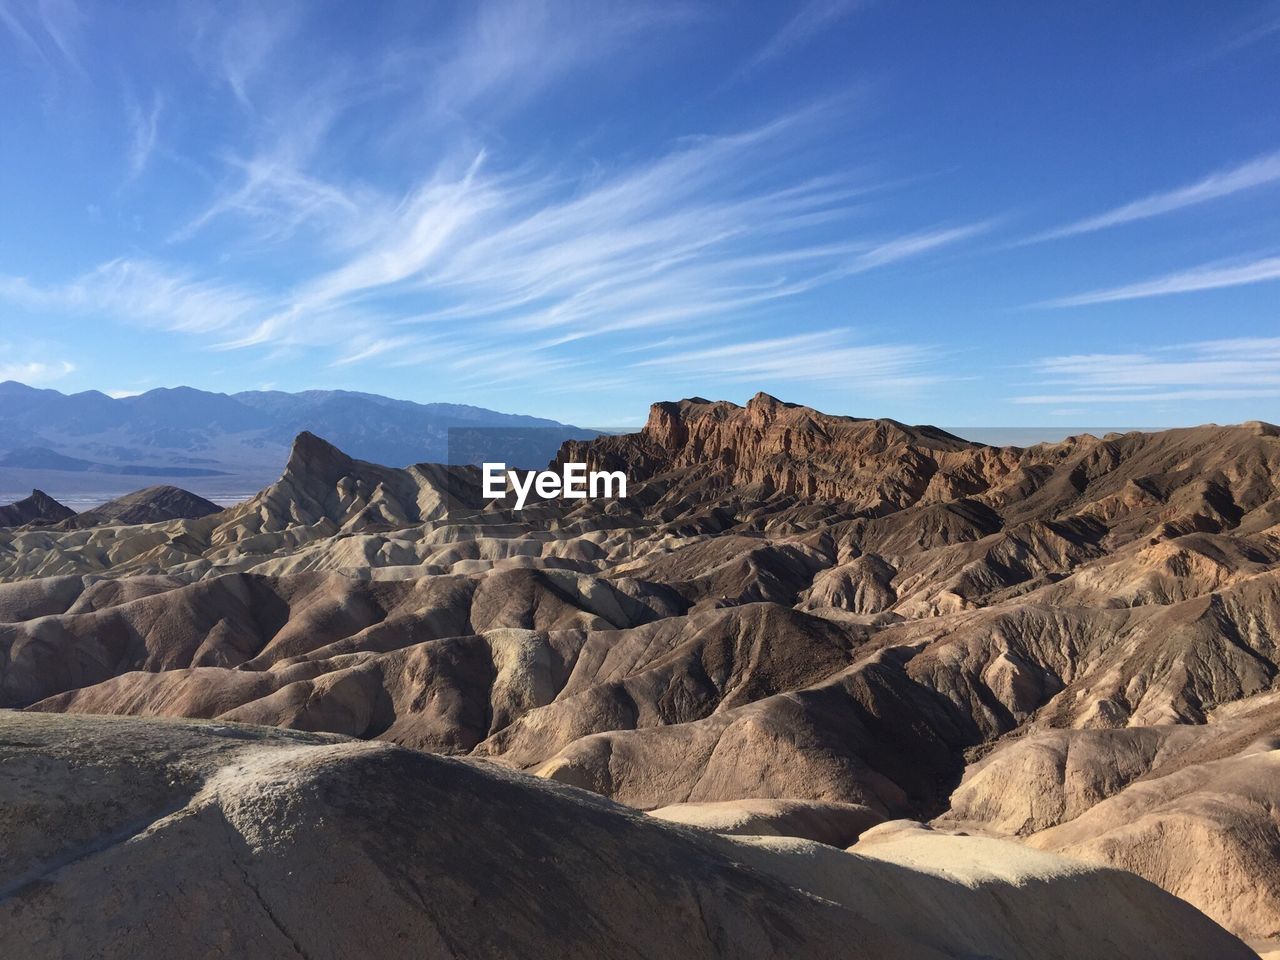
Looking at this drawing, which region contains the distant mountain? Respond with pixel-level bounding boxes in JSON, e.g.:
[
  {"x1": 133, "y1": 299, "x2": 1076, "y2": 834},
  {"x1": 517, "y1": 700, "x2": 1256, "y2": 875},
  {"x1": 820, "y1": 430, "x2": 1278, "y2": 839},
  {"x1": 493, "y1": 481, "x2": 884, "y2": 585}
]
[
  {"x1": 0, "y1": 381, "x2": 592, "y2": 504},
  {"x1": 230, "y1": 388, "x2": 587, "y2": 467}
]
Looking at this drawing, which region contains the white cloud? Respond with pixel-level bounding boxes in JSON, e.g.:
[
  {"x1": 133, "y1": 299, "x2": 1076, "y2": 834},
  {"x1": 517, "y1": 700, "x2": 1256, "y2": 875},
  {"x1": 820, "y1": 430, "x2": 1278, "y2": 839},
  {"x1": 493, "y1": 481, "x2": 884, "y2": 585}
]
[
  {"x1": 0, "y1": 0, "x2": 84, "y2": 71},
  {"x1": 1040, "y1": 255, "x2": 1280, "y2": 307},
  {"x1": 1014, "y1": 338, "x2": 1280, "y2": 405},
  {"x1": 842, "y1": 223, "x2": 989, "y2": 272},
  {"x1": 172, "y1": 147, "x2": 362, "y2": 244},
  {"x1": 193, "y1": 1, "x2": 298, "y2": 108},
  {"x1": 1214, "y1": 8, "x2": 1280, "y2": 57},
  {"x1": 425, "y1": 0, "x2": 687, "y2": 118},
  {"x1": 0, "y1": 5, "x2": 987, "y2": 399},
  {"x1": 0, "y1": 102, "x2": 982, "y2": 394},
  {"x1": 1033, "y1": 150, "x2": 1280, "y2": 242},
  {"x1": 1016, "y1": 388, "x2": 1280, "y2": 404},
  {"x1": 0, "y1": 358, "x2": 76, "y2": 384},
  {"x1": 0, "y1": 259, "x2": 270, "y2": 336},
  {"x1": 329, "y1": 335, "x2": 419, "y2": 367},
  {"x1": 634, "y1": 330, "x2": 938, "y2": 387},
  {"x1": 173, "y1": 1, "x2": 686, "y2": 247},
  {"x1": 126, "y1": 93, "x2": 163, "y2": 179},
  {"x1": 370, "y1": 125, "x2": 987, "y2": 345},
  {"x1": 747, "y1": 0, "x2": 862, "y2": 69}
]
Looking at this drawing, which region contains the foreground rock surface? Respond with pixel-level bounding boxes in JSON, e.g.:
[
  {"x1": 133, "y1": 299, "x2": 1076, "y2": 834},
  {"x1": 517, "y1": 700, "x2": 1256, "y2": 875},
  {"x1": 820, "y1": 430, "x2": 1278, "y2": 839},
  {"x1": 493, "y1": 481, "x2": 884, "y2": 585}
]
[
  {"x1": 940, "y1": 690, "x2": 1280, "y2": 940},
  {"x1": 0, "y1": 712, "x2": 1253, "y2": 960}
]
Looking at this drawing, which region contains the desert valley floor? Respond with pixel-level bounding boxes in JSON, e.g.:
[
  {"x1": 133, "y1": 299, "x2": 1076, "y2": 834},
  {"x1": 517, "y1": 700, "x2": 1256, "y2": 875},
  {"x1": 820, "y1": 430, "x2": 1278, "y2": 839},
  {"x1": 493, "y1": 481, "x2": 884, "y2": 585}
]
[{"x1": 4, "y1": 393, "x2": 1280, "y2": 958}]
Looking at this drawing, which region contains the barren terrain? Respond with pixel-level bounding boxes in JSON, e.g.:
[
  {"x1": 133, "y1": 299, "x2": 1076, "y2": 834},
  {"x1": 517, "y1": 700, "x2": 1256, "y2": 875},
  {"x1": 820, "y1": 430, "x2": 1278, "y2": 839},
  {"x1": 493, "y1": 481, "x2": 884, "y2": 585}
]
[{"x1": 5, "y1": 392, "x2": 1280, "y2": 955}]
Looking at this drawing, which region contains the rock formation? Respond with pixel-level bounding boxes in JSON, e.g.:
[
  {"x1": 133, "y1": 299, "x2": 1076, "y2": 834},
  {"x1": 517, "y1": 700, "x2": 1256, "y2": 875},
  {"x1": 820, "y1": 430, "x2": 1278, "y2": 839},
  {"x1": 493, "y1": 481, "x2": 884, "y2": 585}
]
[{"x1": 4, "y1": 395, "x2": 1280, "y2": 949}]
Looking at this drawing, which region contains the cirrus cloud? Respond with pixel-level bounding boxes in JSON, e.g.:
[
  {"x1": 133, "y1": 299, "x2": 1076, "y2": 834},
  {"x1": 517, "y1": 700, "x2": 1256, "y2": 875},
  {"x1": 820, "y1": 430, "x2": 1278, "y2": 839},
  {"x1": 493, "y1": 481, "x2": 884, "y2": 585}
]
[{"x1": 1014, "y1": 337, "x2": 1280, "y2": 405}]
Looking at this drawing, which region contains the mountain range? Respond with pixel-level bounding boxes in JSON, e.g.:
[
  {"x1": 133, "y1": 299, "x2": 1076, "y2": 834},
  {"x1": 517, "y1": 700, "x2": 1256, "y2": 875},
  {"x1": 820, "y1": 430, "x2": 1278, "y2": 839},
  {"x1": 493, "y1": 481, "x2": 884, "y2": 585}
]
[
  {"x1": 0, "y1": 380, "x2": 591, "y2": 504},
  {"x1": 3, "y1": 392, "x2": 1280, "y2": 956}
]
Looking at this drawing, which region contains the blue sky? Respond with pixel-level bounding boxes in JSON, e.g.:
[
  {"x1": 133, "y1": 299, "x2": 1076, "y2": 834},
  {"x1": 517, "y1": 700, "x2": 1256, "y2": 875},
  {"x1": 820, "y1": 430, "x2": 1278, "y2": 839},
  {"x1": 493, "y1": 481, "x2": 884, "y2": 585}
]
[{"x1": 0, "y1": 1, "x2": 1278, "y2": 427}]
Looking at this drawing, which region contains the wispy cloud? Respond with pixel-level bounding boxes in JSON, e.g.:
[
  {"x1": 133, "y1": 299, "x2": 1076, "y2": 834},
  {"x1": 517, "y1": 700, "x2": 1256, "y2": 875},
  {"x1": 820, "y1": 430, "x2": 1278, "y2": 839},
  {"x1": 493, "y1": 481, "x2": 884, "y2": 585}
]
[
  {"x1": 0, "y1": 101, "x2": 984, "y2": 394},
  {"x1": 174, "y1": 1, "x2": 686, "y2": 247},
  {"x1": 1213, "y1": 5, "x2": 1280, "y2": 57},
  {"x1": 171, "y1": 147, "x2": 362, "y2": 244},
  {"x1": 167, "y1": 65, "x2": 367, "y2": 246},
  {"x1": 0, "y1": 259, "x2": 269, "y2": 336},
  {"x1": 329, "y1": 335, "x2": 419, "y2": 367},
  {"x1": 0, "y1": 0, "x2": 85, "y2": 71},
  {"x1": 747, "y1": 0, "x2": 863, "y2": 69},
  {"x1": 0, "y1": 357, "x2": 76, "y2": 384},
  {"x1": 192, "y1": 1, "x2": 297, "y2": 108},
  {"x1": 125, "y1": 93, "x2": 163, "y2": 179},
  {"x1": 379, "y1": 136, "x2": 986, "y2": 345},
  {"x1": 843, "y1": 223, "x2": 989, "y2": 271},
  {"x1": 1014, "y1": 337, "x2": 1280, "y2": 404},
  {"x1": 425, "y1": 0, "x2": 688, "y2": 118},
  {"x1": 1040, "y1": 254, "x2": 1280, "y2": 307},
  {"x1": 634, "y1": 330, "x2": 938, "y2": 387},
  {"x1": 1033, "y1": 150, "x2": 1280, "y2": 242},
  {"x1": 189, "y1": 109, "x2": 982, "y2": 355},
  {"x1": 0, "y1": 3, "x2": 984, "y2": 402}
]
